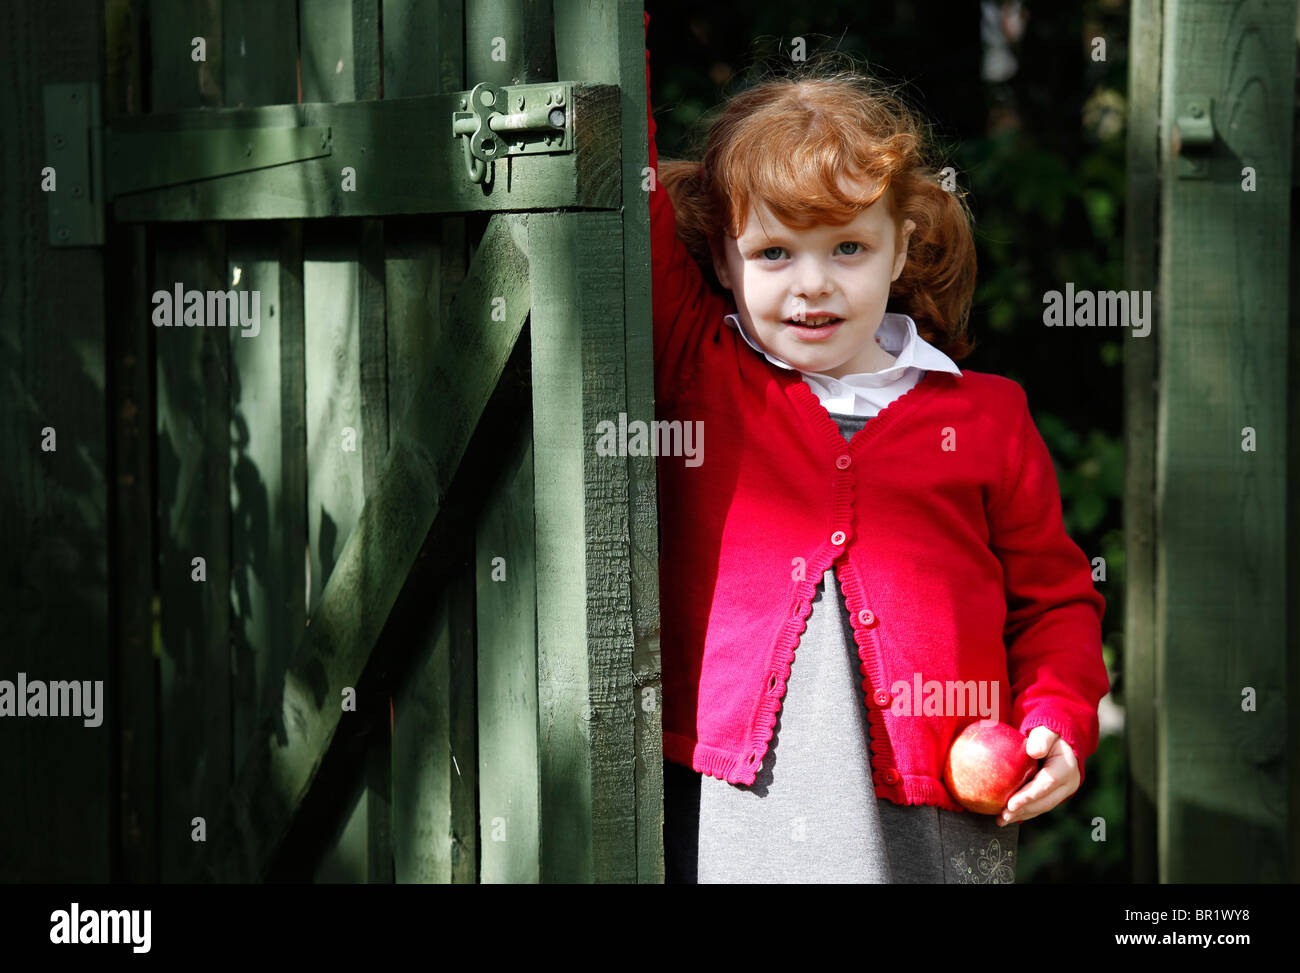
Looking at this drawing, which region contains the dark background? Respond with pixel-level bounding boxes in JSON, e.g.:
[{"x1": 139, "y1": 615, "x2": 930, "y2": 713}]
[{"x1": 647, "y1": 0, "x2": 1129, "y2": 882}]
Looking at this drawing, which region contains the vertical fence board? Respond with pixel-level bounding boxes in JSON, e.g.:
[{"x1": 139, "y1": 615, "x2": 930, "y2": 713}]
[
  {"x1": 388, "y1": 212, "x2": 477, "y2": 884},
  {"x1": 528, "y1": 211, "x2": 637, "y2": 882},
  {"x1": 1155, "y1": 0, "x2": 1294, "y2": 881},
  {"x1": 475, "y1": 430, "x2": 539, "y2": 882},
  {"x1": 465, "y1": 0, "x2": 555, "y2": 86},
  {"x1": 300, "y1": 0, "x2": 388, "y2": 884},
  {"x1": 386, "y1": 0, "x2": 471, "y2": 884},
  {"x1": 149, "y1": 0, "x2": 223, "y2": 111},
  {"x1": 392, "y1": 553, "x2": 477, "y2": 882},
  {"x1": 222, "y1": 0, "x2": 296, "y2": 109},
  {"x1": 554, "y1": 0, "x2": 663, "y2": 884},
  {"x1": 228, "y1": 243, "x2": 283, "y2": 764},
  {"x1": 155, "y1": 224, "x2": 232, "y2": 881},
  {"x1": 382, "y1": 0, "x2": 462, "y2": 98},
  {"x1": 222, "y1": 0, "x2": 300, "y2": 780},
  {"x1": 1123, "y1": 0, "x2": 1160, "y2": 885},
  {"x1": 358, "y1": 216, "x2": 393, "y2": 883},
  {"x1": 1289, "y1": 37, "x2": 1300, "y2": 883},
  {"x1": 149, "y1": 0, "x2": 232, "y2": 883},
  {"x1": 300, "y1": 0, "x2": 377, "y2": 103},
  {"x1": 279, "y1": 218, "x2": 308, "y2": 755},
  {"x1": 301, "y1": 235, "x2": 366, "y2": 883},
  {"x1": 300, "y1": 260, "x2": 362, "y2": 581}
]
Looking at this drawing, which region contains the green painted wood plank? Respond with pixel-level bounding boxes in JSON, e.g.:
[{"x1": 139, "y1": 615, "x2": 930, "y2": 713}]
[
  {"x1": 279, "y1": 219, "x2": 309, "y2": 768},
  {"x1": 109, "y1": 222, "x2": 157, "y2": 882},
  {"x1": 475, "y1": 428, "x2": 540, "y2": 882},
  {"x1": 148, "y1": 0, "x2": 233, "y2": 883},
  {"x1": 360, "y1": 220, "x2": 388, "y2": 495},
  {"x1": 1289, "y1": 86, "x2": 1300, "y2": 887},
  {"x1": 303, "y1": 240, "x2": 364, "y2": 627},
  {"x1": 554, "y1": 0, "x2": 663, "y2": 885},
  {"x1": 1156, "y1": 0, "x2": 1294, "y2": 882},
  {"x1": 303, "y1": 232, "x2": 367, "y2": 885},
  {"x1": 352, "y1": 0, "x2": 381, "y2": 101},
  {"x1": 393, "y1": 551, "x2": 477, "y2": 883},
  {"x1": 382, "y1": 0, "x2": 462, "y2": 98},
  {"x1": 228, "y1": 237, "x2": 284, "y2": 766},
  {"x1": 223, "y1": 0, "x2": 300, "y2": 791},
  {"x1": 385, "y1": 221, "x2": 444, "y2": 427},
  {"x1": 189, "y1": 213, "x2": 530, "y2": 882},
  {"x1": 108, "y1": 84, "x2": 622, "y2": 221},
  {"x1": 465, "y1": 0, "x2": 556, "y2": 85},
  {"x1": 386, "y1": 214, "x2": 475, "y2": 885},
  {"x1": 222, "y1": 0, "x2": 297, "y2": 109},
  {"x1": 154, "y1": 223, "x2": 233, "y2": 882},
  {"x1": 148, "y1": 0, "x2": 223, "y2": 111},
  {"x1": 358, "y1": 214, "x2": 393, "y2": 885},
  {"x1": 384, "y1": 0, "x2": 473, "y2": 885},
  {"x1": 106, "y1": 0, "x2": 143, "y2": 115},
  {"x1": 300, "y1": 0, "x2": 378, "y2": 104},
  {"x1": 299, "y1": 0, "x2": 388, "y2": 885},
  {"x1": 0, "y1": 0, "x2": 111, "y2": 883},
  {"x1": 445, "y1": 538, "x2": 478, "y2": 885},
  {"x1": 1123, "y1": 0, "x2": 1160, "y2": 886},
  {"x1": 527, "y1": 211, "x2": 637, "y2": 883},
  {"x1": 105, "y1": 0, "x2": 156, "y2": 883}
]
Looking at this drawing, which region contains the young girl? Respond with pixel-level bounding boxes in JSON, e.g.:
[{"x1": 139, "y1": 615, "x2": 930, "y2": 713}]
[{"x1": 645, "y1": 13, "x2": 1109, "y2": 885}]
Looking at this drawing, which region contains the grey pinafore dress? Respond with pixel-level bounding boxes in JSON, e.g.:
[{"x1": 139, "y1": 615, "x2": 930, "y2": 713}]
[{"x1": 663, "y1": 409, "x2": 1020, "y2": 884}]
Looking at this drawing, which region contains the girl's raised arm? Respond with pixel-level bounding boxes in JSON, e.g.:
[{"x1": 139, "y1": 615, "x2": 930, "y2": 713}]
[{"x1": 645, "y1": 11, "x2": 730, "y2": 403}]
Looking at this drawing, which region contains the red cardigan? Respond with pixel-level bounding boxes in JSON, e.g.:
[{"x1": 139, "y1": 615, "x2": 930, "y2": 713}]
[{"x1": 645, "y1": 13, "x2": 1110, "y2": 809}]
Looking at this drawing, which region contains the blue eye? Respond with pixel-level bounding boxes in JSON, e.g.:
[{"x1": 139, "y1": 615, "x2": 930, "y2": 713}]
[
  {"x1": 837, "y1": 242, "x2": 864, "y2": 255},
  {"x1": 760, "y1": 246, "x2": 786, "y2": 260}
]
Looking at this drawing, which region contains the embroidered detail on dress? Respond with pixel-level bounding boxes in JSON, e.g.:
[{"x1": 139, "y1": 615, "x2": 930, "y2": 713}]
[{"x1": 950, "y1": 837, "x2": 1016, "y2": 884}]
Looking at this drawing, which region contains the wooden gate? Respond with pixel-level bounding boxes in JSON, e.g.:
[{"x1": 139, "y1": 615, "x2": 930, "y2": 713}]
[{"x1": 4, "y1": 0, "x2": 661, "y2": 883}]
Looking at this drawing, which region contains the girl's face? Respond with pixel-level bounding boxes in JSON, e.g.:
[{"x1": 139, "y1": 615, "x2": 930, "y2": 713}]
[{"x1": 711, "y1": 177, "x2": 916, "y2": 380}]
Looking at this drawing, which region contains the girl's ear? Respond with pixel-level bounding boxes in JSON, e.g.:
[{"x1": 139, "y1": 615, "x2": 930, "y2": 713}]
[
  {"x1": 891, "y1": 218, "x2": 917, "y2": 282},
  {"x1": 710, "y1": 237, "x2": 734, "y2": 290}
]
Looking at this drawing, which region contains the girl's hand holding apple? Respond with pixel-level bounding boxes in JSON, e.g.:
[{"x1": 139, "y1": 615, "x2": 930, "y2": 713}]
[
  {"x1": 942, "y1": 722, "x2": 1081, "y2": 825},
  {"x1": 997, "y1": 726, "x2": 1081, "y2": 827}
]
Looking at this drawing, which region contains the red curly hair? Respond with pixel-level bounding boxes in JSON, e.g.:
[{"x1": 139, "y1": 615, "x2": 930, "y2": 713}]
[{"x1": 658, "y1": 56, "x2": 978, "y2": 360}]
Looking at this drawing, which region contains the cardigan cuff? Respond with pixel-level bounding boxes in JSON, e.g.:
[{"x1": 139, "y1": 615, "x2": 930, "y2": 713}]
[{"x1": 1018, "y1": 710, "x2": 1092, "y2": 791}]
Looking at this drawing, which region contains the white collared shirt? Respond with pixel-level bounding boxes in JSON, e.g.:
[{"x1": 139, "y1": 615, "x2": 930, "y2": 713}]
[{"x1": 723, "y1": 310, "x2": 963, "y2": 417}]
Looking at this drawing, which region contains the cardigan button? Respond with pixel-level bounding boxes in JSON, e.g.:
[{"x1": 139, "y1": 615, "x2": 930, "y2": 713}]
[
  {"x1": 830, "y1": 530, "x2": 847, "y2": 546},
  {"x1": 884, "y1": 768, "x2": 901, "y2": 785},
  {"x1": 873, "y1": 689, "x2": 890, "y2": 707},
  {"x1": 857, "y1": 608, "x2": 877, "y2": 627},
  {"x1": 835, "y1": 453, "x2": 852, "y2": 470}
]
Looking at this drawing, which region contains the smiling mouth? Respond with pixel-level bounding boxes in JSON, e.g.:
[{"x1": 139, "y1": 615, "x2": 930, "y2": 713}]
[{"x1": 785, "y1": 315, "x2": 843, "y2": 328}]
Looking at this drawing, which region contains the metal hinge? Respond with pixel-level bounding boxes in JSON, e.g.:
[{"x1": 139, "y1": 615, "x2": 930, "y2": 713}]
[
  {"x1": 451, "y1": 81, "x2": 572, "y2": 184},
  {"x1": 44, "y1": 83, "x2": 104, "y2": 246}
]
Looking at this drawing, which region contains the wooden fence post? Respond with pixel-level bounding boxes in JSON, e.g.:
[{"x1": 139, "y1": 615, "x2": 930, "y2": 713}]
[{"x1": 1136, "y1": 0, "x2": 1297, "y2": 881}]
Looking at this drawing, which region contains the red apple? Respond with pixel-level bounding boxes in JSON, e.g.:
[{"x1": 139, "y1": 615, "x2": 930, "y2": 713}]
[{"x1": 943, "y1": 721, "x2": 1039, "y2": 815}]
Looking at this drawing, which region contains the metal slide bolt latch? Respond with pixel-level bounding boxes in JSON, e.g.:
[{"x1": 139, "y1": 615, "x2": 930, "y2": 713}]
[{"x1": 451, "y1": 81, "x2": 569, "y2": 184}]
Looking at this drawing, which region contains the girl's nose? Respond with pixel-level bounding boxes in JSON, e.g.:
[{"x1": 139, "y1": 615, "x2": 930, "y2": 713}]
[{"x1": 793, "y1": 256, "x2": 832, "y2": 298}]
